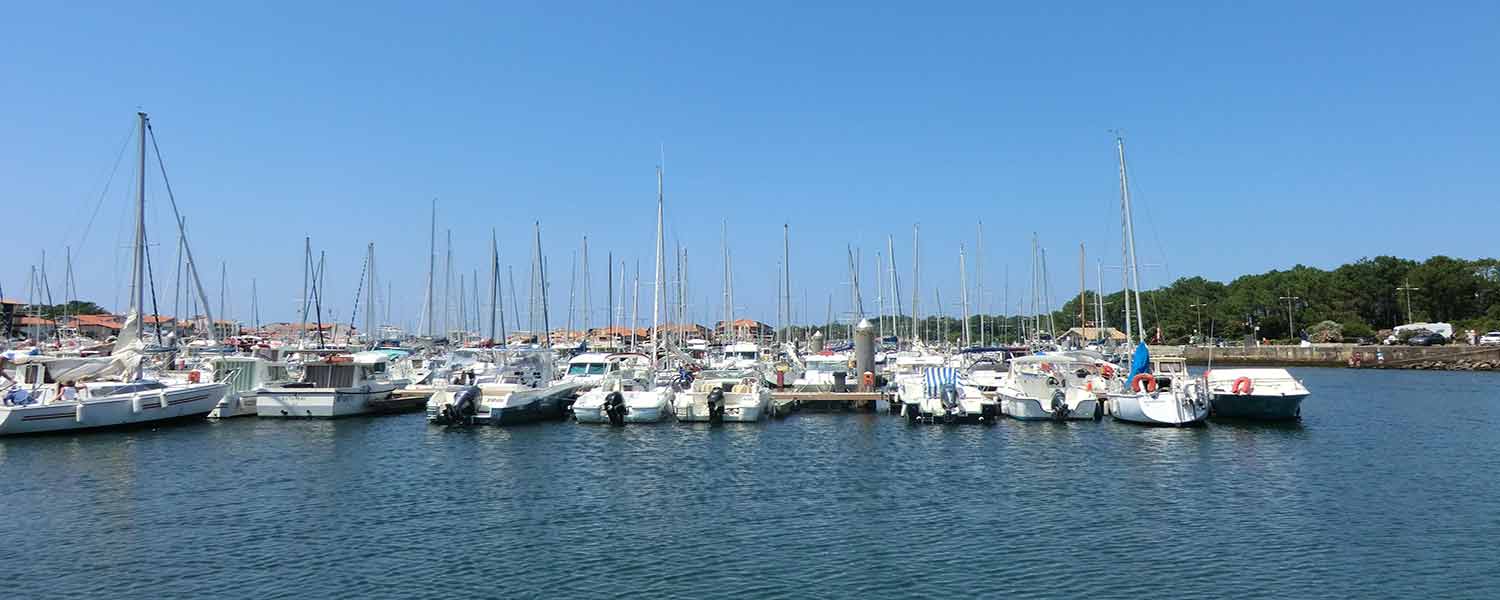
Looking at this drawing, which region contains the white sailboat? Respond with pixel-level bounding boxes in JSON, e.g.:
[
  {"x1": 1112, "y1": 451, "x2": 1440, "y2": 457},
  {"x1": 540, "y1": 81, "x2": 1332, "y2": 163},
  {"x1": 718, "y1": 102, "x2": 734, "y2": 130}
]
[
  {"x1": 0, "y1": 113, "x2": 228, "y2": 435},
  {"x1": 1103, "y1": 136, "x2": 1209, "y2": 426}
]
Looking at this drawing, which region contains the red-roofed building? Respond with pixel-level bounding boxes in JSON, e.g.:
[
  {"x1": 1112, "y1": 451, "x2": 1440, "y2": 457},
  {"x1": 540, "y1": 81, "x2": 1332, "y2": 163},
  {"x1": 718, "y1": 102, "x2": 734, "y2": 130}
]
[
  {"x1": 715, "y1": 319, "x2": 774, "y2": 343},
  {"x1": 68, "y1": 314, "x2": 123, "y2": 339},
  {"x1": 18, "y1": 316, "x2": 57, "y2": 338}
]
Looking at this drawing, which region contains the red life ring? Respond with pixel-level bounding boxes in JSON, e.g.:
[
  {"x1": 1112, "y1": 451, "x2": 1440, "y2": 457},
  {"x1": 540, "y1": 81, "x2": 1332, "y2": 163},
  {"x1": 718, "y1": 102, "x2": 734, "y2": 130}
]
[
  {"x1": 1100, "y1": 365, "x2": 1115, "y2": 379},
  {"x1": 1130, "y1": 373, "x2": 1157, "y2": 393},
  {"x1": 1232, "y1": 377, "x2": 1254, "y2": 395},
  {"x1": 188, "y1": 370, "x2": 201, "y2": 384}
]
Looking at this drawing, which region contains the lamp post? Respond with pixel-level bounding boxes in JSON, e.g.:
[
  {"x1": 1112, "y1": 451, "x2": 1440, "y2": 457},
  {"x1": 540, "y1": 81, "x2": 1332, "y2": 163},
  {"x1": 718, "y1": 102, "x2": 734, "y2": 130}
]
[
  {"x1": 1188, "y1": 299, "x2": 1208, "y2": 344},
  {"x1": 1278, "y1": 295, "x2": 1300, "y2": 341},
  {"x1": 1396, "y1": 279, "x2": 1420, "y2": 326}
]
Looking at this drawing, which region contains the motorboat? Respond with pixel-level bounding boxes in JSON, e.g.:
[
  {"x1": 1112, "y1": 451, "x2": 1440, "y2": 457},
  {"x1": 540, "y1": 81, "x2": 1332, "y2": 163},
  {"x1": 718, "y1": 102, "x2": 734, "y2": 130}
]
[
  {"x1": 1204, "y1": 368, "x2": 1309, "y2": 420},
  {"x1": 426, "y1": 349, "x2": 580, "y2": 425},
  {"x1": 571, "y1": 354, "x2": 675, "y2": 424},
  {"x1": 715, "y1": 341, "x2": 762, "y2": 370},
  {"x1": 256, "y1": 351, "x2": 400, "y2": 418},
  {"x1": 205, "y1": 355, "x2": 293, "y2": 418},
  {"x1": 674, "y1": 369, "x2": 772, "y2": 423},
  {"x1": 1107, "y1": 352, "x2": 1210, "y2": 426},
  {"x1": 791, "y1": 353, "x2": 849, "y2": 391},
  {"x1": 900, "y1": 366, "x2": 998, "y2": 424},
  {"x1": 887, "y1": 352, "x2": 947, "y2": 415},
  {"x1": 996, "y1": 353, "x2": 1109, "y2": 421},
  {"x1": 559, "y1": 352, "x2": 620, "y2": 391}
]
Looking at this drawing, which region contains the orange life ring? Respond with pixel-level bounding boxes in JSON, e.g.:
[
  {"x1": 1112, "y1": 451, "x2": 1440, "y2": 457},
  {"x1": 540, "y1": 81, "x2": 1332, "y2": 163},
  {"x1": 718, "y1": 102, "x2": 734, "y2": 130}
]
[
  {"x1": 1130, "y1": 373, "x2": 1157, "y2": 393},
  {"x1": 1100, "y1": 365, "x2": 1115, "y2": 379},
  {"x1": 1232, "y1": 376, "x2": 1254, "y2": 395},
  {"x1": 862, "y1": 371, "x2": 874, "y2": 387}
]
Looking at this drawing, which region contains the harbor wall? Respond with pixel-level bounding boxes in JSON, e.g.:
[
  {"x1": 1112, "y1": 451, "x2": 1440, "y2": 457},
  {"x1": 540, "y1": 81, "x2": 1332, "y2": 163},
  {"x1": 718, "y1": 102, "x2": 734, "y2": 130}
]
[{"x1": 1146, "y1": 344, "x2": 1500, "y2": 370}]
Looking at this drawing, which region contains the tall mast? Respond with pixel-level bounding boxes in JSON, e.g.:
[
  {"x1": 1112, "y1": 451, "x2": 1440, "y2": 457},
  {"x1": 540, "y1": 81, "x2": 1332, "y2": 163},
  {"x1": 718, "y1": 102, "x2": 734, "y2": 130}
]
[
  {"x1": 1078, "y1": 243, "x2": 1086, "y2": 329},
  {"x1": 444, "y1": 229, "x2": 453, "y2": 338},
  {"x1": 129, "y1": 112, "x2": 147, "y2": 378},
  {"x1": 300, "y1": 237, "x2": 310, "y2": 346},
  {"x1": 875, "y1": 250, "x2": 884, "y2": 340},
  {"x1": 721, "y1": 220, "x2": 729, "y2": 342},
  {"x1": 1116, "y1": 136, "x2": 1140, "y2": 346},
  {"x1": 607, "y1": 251, "x2": 614, "y2": 342},
  {"x1": 536, "y1": 222, "x2": 550, "y2": 347},
  {"x1": 252, "y1": 278, "x2": 260, "y2": 332},
  {"x1": 652, "y1": 164, "x2": 665, "y2": 365},
  {"x1": 959, "y1": 244, "x2": 970, "y2": 346},
  {"x1": 781, "y1": 223, "x2": 790, "y2": 346},
  {"x1": 366, "y1": 243, "x2": 377, "y2": 342},
  {"x1": 977, "y1": 220, "x2": 985, "y2": 346},
  {"x1": 426, "y1": 200, "x2": 436, "y2": 337},
  {"x1": 582, "y1": 236, "x2": 590, "y2": 338},
  {"x1": 631, "y1": 261, "x2": 640, "y2": 351},
  {"x1": 911, "y1": 224, "x2": 920, "y2": 345},
  {"x1": 886, "y1": 235, "x2": 900, "y2": 347},
  {"x1": 566, "y1": 250, "x2": 577, "y2": 339},
  {"x1": 508, "y1": 265, "x2": 520, "y2": 338},
  {"x1": 1097, "y1": 259, "x2": 1107, "y2": 342},
  {"x1": 490, "y1": 229, "x2": 499, "y2": 343}
]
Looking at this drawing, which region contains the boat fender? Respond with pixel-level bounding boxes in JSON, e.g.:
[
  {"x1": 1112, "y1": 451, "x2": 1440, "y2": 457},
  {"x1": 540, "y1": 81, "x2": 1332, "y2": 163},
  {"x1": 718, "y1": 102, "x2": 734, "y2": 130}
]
[
  {"x1": 605, "y1": 391, "x2": 626, "y2": 426},
  {"x1": 707, "y1": 388, "x2": 725, "y2": 424},
  {"x1": 132, "y1": 395, "x2": 145, "y2": 414},
  {"x1": 188, "y1": 370, "x2": 201, "y2": 384},
  {"x1": 159, "y1": 391, "x2": 170, "y2": 409},
  {"x1": 1130, "y1": 373, "x2": 1158, "y2": 394},
  {"x1": 1101, "y1": 365, "x2": 1115, "y2": 379},
  {"x1": 1050, "y1": 390, "x2": 1069, "y2": 419},
  {"x1": 75, "y1": 402, "x2": 86, "y2": 423},
  {"x1": 1232, "y1": 377, "x2": 1253, "y2": 395}
]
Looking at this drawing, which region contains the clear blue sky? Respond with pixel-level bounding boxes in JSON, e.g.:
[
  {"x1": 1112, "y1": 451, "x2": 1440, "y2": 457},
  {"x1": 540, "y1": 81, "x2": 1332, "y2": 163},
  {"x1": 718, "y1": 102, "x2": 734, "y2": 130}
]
[{"x1": 4, "y1": 2, "x2": 1497, "y2": 331}]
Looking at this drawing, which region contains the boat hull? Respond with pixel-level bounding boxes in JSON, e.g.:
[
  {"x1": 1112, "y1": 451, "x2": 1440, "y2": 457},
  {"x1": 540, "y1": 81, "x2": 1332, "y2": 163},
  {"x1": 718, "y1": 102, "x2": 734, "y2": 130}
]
[
  {"x1": 1001, "y1": 396, "x2": 1102, "y2": 421},
  {"x1": 208, "y1": 390, "x2": 262, "y2": 419},
  {"x1": 1210, "y1": 393, "x2": 1306, "y2": 420},
  {"x1": 0, "y1": 383, "x2": 227, "y2": 436},
  {"x1": 674, "y1": 392, "x2": 768, "y2": 422},
  {"x1": 1108, "y1": 392, "x2": 1209, "y2": 426},
  {"x1": 256, "y1": 383, "x2": 397, "y2": 418}
]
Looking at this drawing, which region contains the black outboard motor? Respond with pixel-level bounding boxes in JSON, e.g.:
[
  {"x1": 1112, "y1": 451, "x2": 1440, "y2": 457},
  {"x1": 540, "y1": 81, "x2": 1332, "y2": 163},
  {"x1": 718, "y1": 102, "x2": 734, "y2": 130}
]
[
  {"x1": 940, "y1": 384, "x2": 960, "y2": 423},
  {"x1": 442, "y1": 385, "x2": 481, "y2": 425},
  {"x1": 604, "y1": 391, "x2": 627, "y2": 426},
  {"x1": 707, "y1": 387, "x2": 725, "y2": 424},
  {"x1": 1050, "y1": 389, "x2": 1070, "y2": 421}
]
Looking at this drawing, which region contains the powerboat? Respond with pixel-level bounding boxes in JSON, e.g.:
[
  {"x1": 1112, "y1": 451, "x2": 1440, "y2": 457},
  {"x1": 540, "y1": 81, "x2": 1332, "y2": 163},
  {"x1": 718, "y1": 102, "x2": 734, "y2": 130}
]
[
  {"x1": 674, "y1": 369, "x2": 772, "y2": 423},
  {"x1": 426, "y1": 349, "x2": 580, "y2": 425},
  {"x1": 1204, "y1": 368, "x2": 1309, "y2": 420},
  {"x1": 205, "y1": 355, "x2": 293, "y2": 418},
  {"x1": 900, "y1": 366, "x2": 998, "y2": 424},
  {"x1": 256, "y1": 351, "x2": 400, "y2": 418},
  {"x1": 571, "y1": 354, "x2": 675, "y2": 424},
  {"x1": 996, "y1": 353, "x2": 1109, "y2": 421},
  {"x1": 887, "y1": 352, "x2": 946, "y2": 415}
]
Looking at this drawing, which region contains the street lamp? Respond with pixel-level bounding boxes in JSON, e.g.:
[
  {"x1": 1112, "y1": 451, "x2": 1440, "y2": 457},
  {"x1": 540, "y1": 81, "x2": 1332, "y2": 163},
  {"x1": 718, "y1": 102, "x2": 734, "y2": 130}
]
[
  {"x1": 1396, "y1": 279, "x2": 1420, "y2": 325},
  {"x1": 1188, "y1": 299, "x2": 1208, "y2": 343},
  {"x1": 1278, "y1": 295, "x2": 1300, "y2": 341}
]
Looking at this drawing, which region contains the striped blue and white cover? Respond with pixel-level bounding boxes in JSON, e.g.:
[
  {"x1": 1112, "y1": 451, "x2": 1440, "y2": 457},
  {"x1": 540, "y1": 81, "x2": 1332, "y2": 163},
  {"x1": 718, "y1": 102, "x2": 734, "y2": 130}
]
[{"x1": 923, "y1": 367, "x2": 960, "y2": 398}]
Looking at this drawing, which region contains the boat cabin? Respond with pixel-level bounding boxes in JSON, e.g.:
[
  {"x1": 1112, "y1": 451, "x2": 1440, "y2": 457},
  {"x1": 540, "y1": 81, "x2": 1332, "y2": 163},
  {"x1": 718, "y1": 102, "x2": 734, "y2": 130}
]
[
  {"x1": 209, "y1": 356, "x2": 292, "y2": 394},
  {"x1": 292, "y1": 352, "x2": 389, "y2": 389}
]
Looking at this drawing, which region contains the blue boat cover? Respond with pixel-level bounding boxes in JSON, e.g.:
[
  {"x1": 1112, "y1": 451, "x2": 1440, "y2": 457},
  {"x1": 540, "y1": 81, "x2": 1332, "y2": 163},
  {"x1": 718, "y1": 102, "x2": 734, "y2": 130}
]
[
  {"x1": 1128, "y1": 342, "x2": 1150, "y2": 381},
  {"x1": 924, "y1": 367, "x2": 960, "y2": 397}
]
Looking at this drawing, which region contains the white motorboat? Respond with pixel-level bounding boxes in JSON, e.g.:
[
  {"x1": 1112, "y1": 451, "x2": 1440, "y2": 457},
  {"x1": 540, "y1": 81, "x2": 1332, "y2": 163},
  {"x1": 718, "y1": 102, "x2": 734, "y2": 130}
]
[
  {"x1": 256, "y1": 351, "x2": 400, "y2": 418},
  {"x1": 559, "y1": 352, "x2": 620, "y2": 391},
  {"x1": 427, "y1": 349, "x2": 578, "y2": 425},
  {"x1": 205, "y1": 355, "x2": 293, "y2": 418},
  {"x1": 887, "y1": 352, "x2": 947, "y2": 415},
  {"x1": 674, "y1": 369, "x2": 772, "y2": 423},
  {"x1": 1107, "y1": 354, "x2": 1210, "y2": 426},
  {"x1": 1204, "y1": 367, "x2": 1309, "y2": 420},
  {"x1": 996, "y1": 354, "x2": 1109, "y2": 421},
  {"x1": 900, "y1": 367, "x2": 998, "y2": 424},
  {"x1": 571, "y1": 356, "x2": 675, "y2": 424},
  {"x1": 792, "y1": 353, "x2": 850, "y2": 391}
]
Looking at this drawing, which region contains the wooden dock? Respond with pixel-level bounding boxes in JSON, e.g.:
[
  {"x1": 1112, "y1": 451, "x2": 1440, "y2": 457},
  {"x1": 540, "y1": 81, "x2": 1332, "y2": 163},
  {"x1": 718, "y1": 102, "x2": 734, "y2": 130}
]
[{"x1": 771, "y1": 391, "x2": 886, "y2": 412}]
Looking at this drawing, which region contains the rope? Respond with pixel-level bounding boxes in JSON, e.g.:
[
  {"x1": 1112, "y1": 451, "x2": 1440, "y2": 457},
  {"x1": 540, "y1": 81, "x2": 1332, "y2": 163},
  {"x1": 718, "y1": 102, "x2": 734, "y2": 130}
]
[
  {"x1": 349, "y1": 252, "x2": 369, "y2": 340},
  {"x1": 143, "y1": 229, "x2": 165, "y2": 347}
]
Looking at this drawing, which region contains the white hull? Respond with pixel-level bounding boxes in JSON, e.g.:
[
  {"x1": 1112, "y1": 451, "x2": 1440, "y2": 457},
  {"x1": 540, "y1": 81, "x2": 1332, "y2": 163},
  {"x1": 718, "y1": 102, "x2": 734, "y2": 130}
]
[
  {"x1": 673, "y1": 391, "x2": 769, "y2": 422},
  {"x1": 208, "y1": 390, "x2": 263, "y2": 419},
  {"x1": 0, "y1": 383, "x2": 227, "y2": 436},
  {"x1": 1000, "y1": 394, "x2": 1102, "y2": 421},
  {"x1": 256, "y1": 383, "x2": 397, "y2": 418},
  {"x1": 574, "y1": 389, "x2": 676, "y2": 424},
  {"x1": 1108, "y1": 391, "x2": 1209, "y2": 426}
]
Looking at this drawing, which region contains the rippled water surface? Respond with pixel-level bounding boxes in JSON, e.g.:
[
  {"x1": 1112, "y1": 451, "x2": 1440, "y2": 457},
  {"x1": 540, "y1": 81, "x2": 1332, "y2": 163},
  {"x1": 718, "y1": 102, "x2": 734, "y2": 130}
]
[{"x1": 3, "y1": 367, "x2": 1498, "y2": 599}]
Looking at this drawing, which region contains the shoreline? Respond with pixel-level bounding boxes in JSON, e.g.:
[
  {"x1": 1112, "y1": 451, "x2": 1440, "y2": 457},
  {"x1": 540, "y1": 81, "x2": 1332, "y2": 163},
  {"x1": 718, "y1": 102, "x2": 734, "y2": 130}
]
[{"x1": 1149, "y1": 344, "x2": 1500, "y2": 372}]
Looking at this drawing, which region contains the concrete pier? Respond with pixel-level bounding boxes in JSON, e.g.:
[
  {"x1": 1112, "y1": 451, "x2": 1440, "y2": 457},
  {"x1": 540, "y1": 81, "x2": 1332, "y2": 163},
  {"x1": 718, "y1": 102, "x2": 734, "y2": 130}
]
[{"x1": 1149, "y1": 344, "x2": 1500, "y2": 370}]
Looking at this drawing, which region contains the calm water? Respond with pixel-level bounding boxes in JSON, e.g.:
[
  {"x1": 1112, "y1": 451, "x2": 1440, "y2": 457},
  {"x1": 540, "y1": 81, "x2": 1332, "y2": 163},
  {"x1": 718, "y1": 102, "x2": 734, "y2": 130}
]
[{"x1": 3, "y1": 367, "x2": 1497, "y2": 599}]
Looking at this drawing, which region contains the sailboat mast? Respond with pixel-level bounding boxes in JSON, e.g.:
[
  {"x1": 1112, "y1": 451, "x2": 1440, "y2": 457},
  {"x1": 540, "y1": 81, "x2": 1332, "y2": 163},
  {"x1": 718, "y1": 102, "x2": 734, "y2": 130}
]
[
  {"x1": 959, "y1": 244, "x2": 970, "y2": 346},
  {"x1": 537, "y1": 222, "x2": 550, "y2": 347},
  {"x1": 782, "y1": 223, "x2": 790, "y2": 346},
  {"x1": 129, "y1": 112, "x2": 147, "y2": 378},
  {"x1": 582, "y1": 236, "x2": 590, "y2": 339},
  {"x1": 490, "y1": 229, "x2": 499, "y2": 343},
  {"x1": 426, "y1": 199, "x2": 435, "y2": 337},
  {"x1": 911, "y1": 224, "x2": 920, "y2": 345},
  {"x1": 1117, "y1": 136, "x2": 1138, "y2": 346},
  {"x1": 1118, "y1": 136, "x2": 1146, "y2": 344},
  {"x1": 652, "y1": 165, "x2": 664, "y2": 365},
  {"x1": 886, "y1": 235, "x2": 899, "y2": 347},
  {"x1": 721, "y1": 220, "x2": 729, "y2": 343}
]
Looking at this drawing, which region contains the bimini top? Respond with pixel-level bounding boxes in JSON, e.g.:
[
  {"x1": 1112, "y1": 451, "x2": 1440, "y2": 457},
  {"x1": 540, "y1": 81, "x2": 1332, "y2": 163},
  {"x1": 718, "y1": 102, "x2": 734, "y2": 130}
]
[
  {"x1": 923, "y1": 367, "x2": 960, "y2": 397},
  {"x1": 349, "y1": 351, "x2": 393, "y2": 365}
]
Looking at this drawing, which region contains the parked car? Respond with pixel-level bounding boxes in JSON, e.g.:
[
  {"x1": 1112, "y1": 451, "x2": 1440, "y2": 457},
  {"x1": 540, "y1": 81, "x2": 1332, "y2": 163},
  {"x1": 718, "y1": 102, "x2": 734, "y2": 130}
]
[
  {"x1": 1479, "y1": 332, "x2": 1500, "y2": 346},
  {"x1": 1407, "y1": 332, "x2": 1447, "y2": 346}
]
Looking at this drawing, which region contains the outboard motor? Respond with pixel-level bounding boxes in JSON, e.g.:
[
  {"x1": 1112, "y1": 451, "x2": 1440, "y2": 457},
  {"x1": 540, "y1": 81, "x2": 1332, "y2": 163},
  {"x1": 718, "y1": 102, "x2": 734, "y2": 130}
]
[
  {"x1": 1050, "y1": 389, "x2": 1070, "y2": 420},
  {"x1": 442, "y1": 386, "x2": 481, "y2": 425},
  {"x1": 604, "y1": 391, "x2": 627, "y2": 426},
  {"x1": 940, "y1": 384, "x2": 960, "y2": 423},
  {"x1": 707, "y1": 387, "x2": 725, "y2": 424}
]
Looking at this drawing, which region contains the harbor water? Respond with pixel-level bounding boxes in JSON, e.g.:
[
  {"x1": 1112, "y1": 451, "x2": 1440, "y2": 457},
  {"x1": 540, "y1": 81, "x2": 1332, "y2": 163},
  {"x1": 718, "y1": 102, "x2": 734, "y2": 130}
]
[{"x1": 2, "y1": 367, "x2": 1496, "y2": 599}]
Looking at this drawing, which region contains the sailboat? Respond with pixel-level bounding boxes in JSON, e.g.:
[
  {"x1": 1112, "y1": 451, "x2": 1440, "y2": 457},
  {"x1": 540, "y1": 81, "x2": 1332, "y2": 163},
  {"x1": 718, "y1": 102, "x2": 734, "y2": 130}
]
[
  {"x1": 0, "y1": 113, "x2": 229, "y2": 435},
  {"x1": 1103, "y1": 136, "x2": 1209, "y2": 426}
]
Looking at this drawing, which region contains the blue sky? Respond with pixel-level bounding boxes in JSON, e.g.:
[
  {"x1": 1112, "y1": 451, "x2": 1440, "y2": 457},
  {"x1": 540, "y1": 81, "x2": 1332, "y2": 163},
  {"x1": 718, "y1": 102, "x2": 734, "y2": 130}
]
[{"x1": 4, "y1": 2, "x2": 1497, "y2": 331}]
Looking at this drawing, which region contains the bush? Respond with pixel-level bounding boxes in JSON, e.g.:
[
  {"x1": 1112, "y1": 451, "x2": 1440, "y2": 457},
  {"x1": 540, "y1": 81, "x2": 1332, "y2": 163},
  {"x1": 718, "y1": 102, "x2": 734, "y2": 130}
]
[
  {"x1": 1307, "y1": 320, "x2": 1343, "y2": 343},
  {"x1": 1342, "y1": 320, "x2": 1375, "y2": 340}
]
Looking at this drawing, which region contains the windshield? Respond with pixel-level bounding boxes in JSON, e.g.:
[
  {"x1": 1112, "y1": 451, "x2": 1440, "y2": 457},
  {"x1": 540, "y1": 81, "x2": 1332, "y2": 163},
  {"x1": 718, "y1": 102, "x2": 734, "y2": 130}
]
[
  {"x1": 732, "y1": 352, "x2": 758, "y2": 360},
  {"x1": 568, "y1": 363, "x2": 607, "y2": 376}
]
